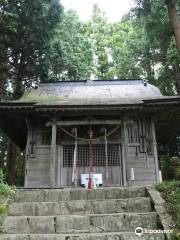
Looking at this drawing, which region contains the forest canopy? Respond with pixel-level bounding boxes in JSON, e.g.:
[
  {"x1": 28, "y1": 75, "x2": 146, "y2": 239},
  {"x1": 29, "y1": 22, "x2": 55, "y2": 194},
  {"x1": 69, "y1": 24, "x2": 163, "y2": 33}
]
[{"x1": 0, "y1": 0, "x2": 180, "y2": 100}]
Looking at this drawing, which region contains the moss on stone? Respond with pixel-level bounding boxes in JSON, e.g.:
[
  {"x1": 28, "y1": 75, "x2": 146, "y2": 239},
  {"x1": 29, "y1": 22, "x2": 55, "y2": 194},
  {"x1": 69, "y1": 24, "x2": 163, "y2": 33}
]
[{"x1": 15, "y1": 90, "x2": 64, "y2": 103}]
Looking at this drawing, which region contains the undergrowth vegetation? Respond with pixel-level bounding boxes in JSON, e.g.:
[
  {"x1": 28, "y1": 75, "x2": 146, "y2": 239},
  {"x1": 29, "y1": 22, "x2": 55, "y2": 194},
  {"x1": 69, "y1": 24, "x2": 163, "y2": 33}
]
[
  {"x1": 0, "y1": 169, "x2": 16, "y2": 216},
  {"x1": 155, "y1": 181, "x2": 180, "y2": 240}
]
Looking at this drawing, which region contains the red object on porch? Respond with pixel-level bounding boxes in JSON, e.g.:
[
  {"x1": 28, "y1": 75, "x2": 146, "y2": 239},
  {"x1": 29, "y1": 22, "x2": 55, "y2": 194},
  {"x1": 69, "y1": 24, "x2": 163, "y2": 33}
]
[{"x1": 88, "y1": 175, "x2": 93, "y2": 189}]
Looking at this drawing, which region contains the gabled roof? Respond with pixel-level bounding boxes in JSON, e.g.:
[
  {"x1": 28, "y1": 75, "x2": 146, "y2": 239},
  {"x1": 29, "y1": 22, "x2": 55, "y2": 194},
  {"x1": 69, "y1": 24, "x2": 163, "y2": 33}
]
[
  {"x1": 15, "y1": 79, "x2": 163, "y2": 106},
  {"x1": 0, "y1": 80, "x2": 180, "y2": 111},
  {"x1": 0, "y1": 79, "x2": 180, "y2": 149}
]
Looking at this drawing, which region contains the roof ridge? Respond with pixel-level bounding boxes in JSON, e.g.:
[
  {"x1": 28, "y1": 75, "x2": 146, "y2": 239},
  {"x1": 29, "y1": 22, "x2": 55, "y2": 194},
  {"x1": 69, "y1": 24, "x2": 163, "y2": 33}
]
[{"x1": 40, "y1": 79, "x2": 144, "y2": 86}]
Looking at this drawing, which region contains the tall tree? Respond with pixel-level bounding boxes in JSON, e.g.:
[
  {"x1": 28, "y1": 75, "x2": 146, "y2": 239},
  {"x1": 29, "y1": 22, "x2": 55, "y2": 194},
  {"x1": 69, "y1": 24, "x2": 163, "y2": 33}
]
[
  {"x1": 46, "y1": 10, "x2": 92, "y2": 81},
  {"x1": 0, "y1": 0, "x2": 63, "y2": 99},
  {"x1": 166, "y1": 0, "x2": 180, "y2": 93},
  {"x1": 131, "y1": 0, "x2": 179, "y2": 95},
  {"x1": 133, "y1": 0, "x2": 180, "y2": 94},
  {"x1": 0, "y1": 0, "x2": 63, "y2": 184},
  {"x1": 0, "y1": 0, "x2": 13, "y2": 99},
  {"x1": 84, "y1": 4, "x2": 110, "y2": 79},
  {"x1": 166, "y1": 0, "x2": 180, "y2": 54},
  {"x1": 108, "y1": 19, "x2": 144, "y2": 79}
]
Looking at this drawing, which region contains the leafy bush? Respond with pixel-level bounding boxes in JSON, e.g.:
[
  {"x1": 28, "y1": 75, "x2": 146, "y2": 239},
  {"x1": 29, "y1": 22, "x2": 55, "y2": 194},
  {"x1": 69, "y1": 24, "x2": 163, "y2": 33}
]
[
  {"x1": 0, "y1": 204, "x2": 7, "y2": 215},
  {"x1": 0, "y1": 169, "x2": 16, "y2": 216},
  {"x1": 160, "y1": 155, "x2": 180, "y2": 180},
  {"x1": 155, "y1": 181, "x2": 180, "y2": 240},
  {"x1": 0, "y1": 169, "x2": 5, "y2": 184},
  {"x1": 0, "y1": 183, "x2": 16, "y2": 199},
  {"x1": 160, "y1": 155, "x2": 174, "y2": 180}
]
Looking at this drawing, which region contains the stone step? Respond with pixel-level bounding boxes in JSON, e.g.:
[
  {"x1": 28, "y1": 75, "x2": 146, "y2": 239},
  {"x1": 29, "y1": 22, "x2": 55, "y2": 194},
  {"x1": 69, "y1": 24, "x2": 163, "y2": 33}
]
[
  {"x1": 2, "y1": 213, "x2": 158, "y2": 234},
  {"x1": 15, "y1": 186, "x2": 146, "y2": 202},
  {"x1": 0, "y1": 232, "x2": 166, "y2": 240},
  {"x1": 8, "y1": 197, "x2": 153, "y2": 216}
]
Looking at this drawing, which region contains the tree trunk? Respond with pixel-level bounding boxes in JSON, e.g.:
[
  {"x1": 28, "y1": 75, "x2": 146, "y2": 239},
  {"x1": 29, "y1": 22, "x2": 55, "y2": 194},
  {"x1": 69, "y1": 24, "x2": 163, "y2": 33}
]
[
  {"x1": 13, "y1": 51, "x2": 25, "y2": 100},
  {"x1": 7, "y1": 139, "x2": 17, "y2": 185},
  {"x1": 174, "y1": 65, "x2": 180, "y2": 95},
  {"x1": 0, "y1": 79, "x2": 5, "y2": 100},
  {"x1": 166, "y1": 0, "x2": 180, "y2": 54},
  {"x1": 13, "y1": 79, "x2": 24, "y2": 99}
]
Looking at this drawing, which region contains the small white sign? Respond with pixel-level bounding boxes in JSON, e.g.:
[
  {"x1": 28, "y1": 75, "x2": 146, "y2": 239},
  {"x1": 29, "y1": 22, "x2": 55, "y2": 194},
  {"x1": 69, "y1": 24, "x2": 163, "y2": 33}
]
[
  {"x1": 130, "y1": 168, "x2": 135, "y2": 181},
  {"x1": 81, "y1": 174, "x2": 102, "y2": 188}
]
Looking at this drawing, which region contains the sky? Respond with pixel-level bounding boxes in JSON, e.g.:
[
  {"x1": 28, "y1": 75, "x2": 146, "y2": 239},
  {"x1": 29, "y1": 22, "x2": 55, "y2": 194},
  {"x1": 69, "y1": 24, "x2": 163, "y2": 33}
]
[{"x1": 60, "y1": 0, "x2": 135, "y2": 22}]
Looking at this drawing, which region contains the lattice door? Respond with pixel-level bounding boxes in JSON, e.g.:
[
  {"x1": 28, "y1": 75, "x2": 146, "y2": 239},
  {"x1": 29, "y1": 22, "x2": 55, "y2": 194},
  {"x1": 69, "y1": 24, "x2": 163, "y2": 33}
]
[{"x1": 59, "y1": 144, "x2": 123, "y2": 186}]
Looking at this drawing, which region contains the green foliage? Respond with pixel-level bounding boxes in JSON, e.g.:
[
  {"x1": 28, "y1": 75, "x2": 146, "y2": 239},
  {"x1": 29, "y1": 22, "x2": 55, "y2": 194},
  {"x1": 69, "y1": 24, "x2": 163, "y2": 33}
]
[
  {"x1": 0, "y1": 0, "x2": 63, "y2": 98},
  {"x1": 171, "y1": 229, "x2": 180, "y2": 240},
  {"x1": 0, "y1": 203, "x2": 7, "y2": 215},
  {"x1": 0, "y1": 169, "x2": 5, "y2": 184},
  {"x1": 109, "y1": 19, "x2": 144, "y2": 79},
  {"x1": 170, "y1": 157, "x2": 180, "y2": 180},
  {"x1": 160, "y1": 155, "x2": 180, "y2": 180},
  {"x1": 0, "y1": 0, "x2": 179, "y2": 93},
  {"x1": 0, "y1": 183, "x2": 16, "y2": 216},
  {"x1": 0, "y1": 182, "x2": 16, "y2": 197},
  {"x1": 131, "y1": 0, "x2": 180, "y2": 95},
  {"x1": 160, "y1": 155, "x2": 174, "y2": 180},
  {"x1": 87, "y1": 4, "x2": 110, "y2": 79},
  {"x1": 0, "y1": 169, "x2": 16, "y2": 216},
  {"x1": 46, "y1": 10, "x2": 92, "y2": 81},
  {"x1": 155, "y1": 181, "x2": 180, "y2": 239},
  {"x1": 0, "y1": 169, "x2": 15, "y2": 195},
  {"x1": 0, "y1": 0, "x2": 63, "y2": 185},
  {"x1": 79, "y1": 1, "x2": 180, "y2": 94}
]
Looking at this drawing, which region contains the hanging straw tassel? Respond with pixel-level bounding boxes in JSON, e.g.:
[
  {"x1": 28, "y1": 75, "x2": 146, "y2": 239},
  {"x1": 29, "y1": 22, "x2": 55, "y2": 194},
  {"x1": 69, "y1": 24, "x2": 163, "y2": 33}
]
[
  {"x1": 88, "y1": 128, "x2": 94, "y2": 189},
  {"x1": 104, "y1": 128, "x2": 109, "y2": 186},
  {"x1": 72, "y1": 127, "x2": 78, "y2": 187}
]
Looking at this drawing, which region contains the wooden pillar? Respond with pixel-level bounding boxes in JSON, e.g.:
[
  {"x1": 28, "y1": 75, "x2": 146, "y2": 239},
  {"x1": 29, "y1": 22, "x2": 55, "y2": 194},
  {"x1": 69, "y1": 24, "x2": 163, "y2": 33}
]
[
  {"x1": 7, "y1": 140, "x2": 17, "y2": 185},
  {"x1": 151, "y1": 120, "x2": 160, "y2": 182},
  {"x1": 121, "y1": 119, "x2": 128, "y2": 186},
  {"x1": 24, "y1": 119, "x2": 31, "y2": 187},
  {"x1": 50, "y1": 123, "x2": 57, "y2": 188}
]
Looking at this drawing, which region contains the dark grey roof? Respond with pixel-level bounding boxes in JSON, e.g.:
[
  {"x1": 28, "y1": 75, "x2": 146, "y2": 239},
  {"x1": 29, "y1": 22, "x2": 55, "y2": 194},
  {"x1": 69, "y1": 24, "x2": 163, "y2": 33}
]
[{"x1": 17, "y1": 80, "x2": 163, "y2": 106}]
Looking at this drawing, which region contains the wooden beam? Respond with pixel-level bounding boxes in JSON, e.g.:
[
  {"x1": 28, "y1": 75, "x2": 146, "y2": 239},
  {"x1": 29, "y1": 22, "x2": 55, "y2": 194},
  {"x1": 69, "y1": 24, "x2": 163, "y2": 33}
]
[
  {"x1": 50, "y1": 123, "x2": 57, "y2": 188},
  {"x1": 46, "y1": 120, "x2": 122, "y2": 127},
  {"x1": 151, "y1": 120, "x2": 160, "y2": 182}
]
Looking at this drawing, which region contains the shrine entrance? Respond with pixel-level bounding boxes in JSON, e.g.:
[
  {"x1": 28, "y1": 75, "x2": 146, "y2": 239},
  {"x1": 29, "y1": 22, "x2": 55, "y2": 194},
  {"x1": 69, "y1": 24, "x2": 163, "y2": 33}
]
[
  {"x1": 52, "y1": 121, "x2": 124, "y2": 187},
  {"x1": 58, "y1": 143, "x2": 123, "y2": 187}
]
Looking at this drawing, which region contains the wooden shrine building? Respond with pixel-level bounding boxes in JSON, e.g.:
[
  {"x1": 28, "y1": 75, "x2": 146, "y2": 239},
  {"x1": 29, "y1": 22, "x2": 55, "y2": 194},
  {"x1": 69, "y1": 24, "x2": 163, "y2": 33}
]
[{"x1": 0, "y1": 79, "x2": 180, "y2": 188}]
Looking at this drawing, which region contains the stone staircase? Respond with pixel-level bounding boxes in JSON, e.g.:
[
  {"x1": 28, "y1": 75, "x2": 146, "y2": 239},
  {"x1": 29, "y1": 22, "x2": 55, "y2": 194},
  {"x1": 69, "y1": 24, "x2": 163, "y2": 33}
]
[{"x1": 0, "y1": 186, "x2": 166, "y2": 240}]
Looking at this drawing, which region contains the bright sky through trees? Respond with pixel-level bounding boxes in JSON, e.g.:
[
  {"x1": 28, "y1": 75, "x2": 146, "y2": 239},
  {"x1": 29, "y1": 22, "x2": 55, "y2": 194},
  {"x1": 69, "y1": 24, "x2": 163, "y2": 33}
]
[{"x1": 61, "y1": 0, "x2": 135, "y2": 22}]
